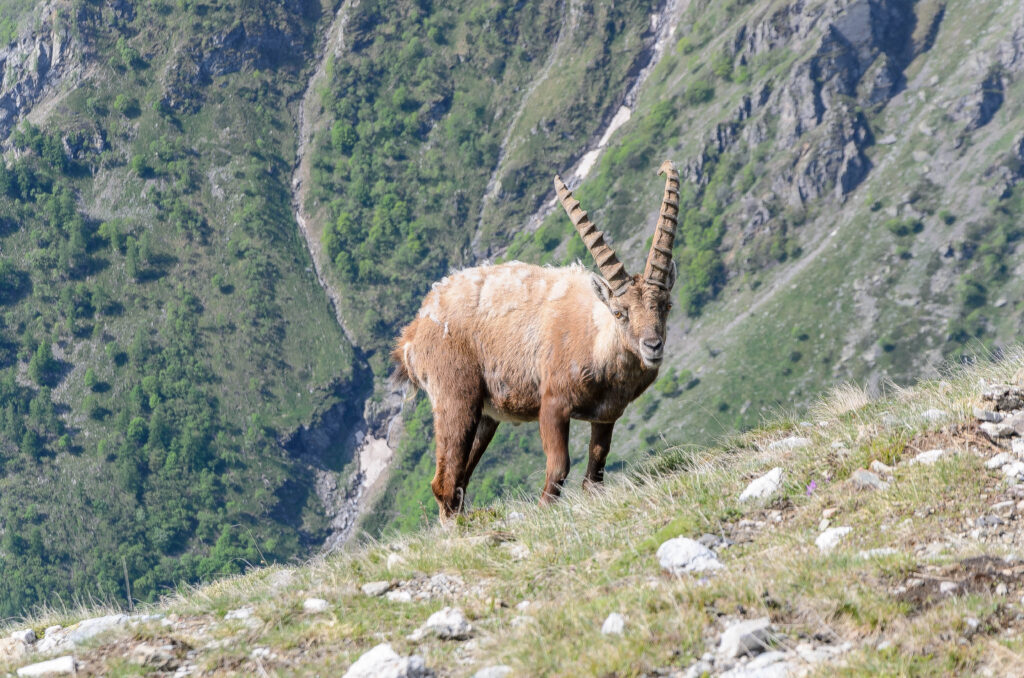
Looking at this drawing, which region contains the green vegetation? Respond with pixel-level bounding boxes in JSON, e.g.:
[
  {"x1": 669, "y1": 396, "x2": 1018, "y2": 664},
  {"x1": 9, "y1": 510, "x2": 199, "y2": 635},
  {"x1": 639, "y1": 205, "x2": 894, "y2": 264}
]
[
  {"x1": 5, "y1": 348, "x2": 1023, "y2": 676},
  {"x1": 0, "y1": 0, "x2": 353, "y2": 617}
]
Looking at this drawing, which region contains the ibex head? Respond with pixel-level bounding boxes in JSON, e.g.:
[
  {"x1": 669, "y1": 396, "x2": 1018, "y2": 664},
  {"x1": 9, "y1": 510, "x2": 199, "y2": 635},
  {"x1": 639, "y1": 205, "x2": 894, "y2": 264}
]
[{"x1": 554, "y1": 160, "x2": 679, "y2": 368}]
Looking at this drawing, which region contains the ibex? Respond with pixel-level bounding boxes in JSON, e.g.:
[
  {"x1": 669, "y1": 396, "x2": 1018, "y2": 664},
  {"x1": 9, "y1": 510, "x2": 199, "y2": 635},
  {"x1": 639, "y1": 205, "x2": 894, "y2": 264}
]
[{"x1": 392, "y1": 161, "x2": 679, "y2": 519}]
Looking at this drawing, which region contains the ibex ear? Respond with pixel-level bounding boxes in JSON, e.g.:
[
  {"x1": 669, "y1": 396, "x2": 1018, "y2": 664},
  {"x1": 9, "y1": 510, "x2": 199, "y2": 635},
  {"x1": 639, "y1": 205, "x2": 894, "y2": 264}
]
[
  {"x1": 590, "y1": 273, "x2": 613, "y2": 306},
  {"x1": 665, "y1": 260, "x2": 677, "y2": 290}
]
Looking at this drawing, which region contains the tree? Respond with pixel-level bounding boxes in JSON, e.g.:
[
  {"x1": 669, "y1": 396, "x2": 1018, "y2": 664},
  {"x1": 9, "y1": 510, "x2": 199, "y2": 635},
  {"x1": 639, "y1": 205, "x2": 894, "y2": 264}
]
[{"x1": 27, "y1": 341, "x2": 58, "y2": 386}]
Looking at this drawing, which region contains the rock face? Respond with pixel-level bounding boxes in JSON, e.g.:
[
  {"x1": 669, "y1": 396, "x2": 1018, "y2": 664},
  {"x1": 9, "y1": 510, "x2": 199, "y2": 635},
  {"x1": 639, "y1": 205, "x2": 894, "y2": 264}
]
[
  {"x1": 0, "y1": 4, "x2": 83, "y2": 140},
  {"x1": 342, "y1": 643, "x2": 434, "y2": 678}
]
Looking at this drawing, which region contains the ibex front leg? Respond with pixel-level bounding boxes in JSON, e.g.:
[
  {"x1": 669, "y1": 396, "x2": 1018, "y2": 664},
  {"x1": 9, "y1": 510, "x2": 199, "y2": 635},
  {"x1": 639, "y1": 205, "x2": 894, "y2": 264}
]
[
  {"x1": 538, "y1": 395, "x2": 571, "y2": 504},
  {"x1": 583, "y1": 421, "x2": 614, "y2": 492}
]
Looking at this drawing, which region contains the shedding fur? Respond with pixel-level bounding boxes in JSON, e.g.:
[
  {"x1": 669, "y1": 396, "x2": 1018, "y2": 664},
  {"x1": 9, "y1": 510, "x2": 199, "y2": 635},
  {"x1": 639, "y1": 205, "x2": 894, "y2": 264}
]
[{"x1": 391, "y1": 163, "x2": 680, "y2": 520}]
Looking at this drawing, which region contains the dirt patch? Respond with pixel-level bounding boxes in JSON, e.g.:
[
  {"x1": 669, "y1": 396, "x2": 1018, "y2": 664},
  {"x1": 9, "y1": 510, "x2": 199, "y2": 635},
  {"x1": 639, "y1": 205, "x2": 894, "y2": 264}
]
[
  {"x1": 892, "y1": 555, "x2": 1024, "y2": 614},
  {"x1": 77, "y1": 636, "x2": 192, "y2": 675}
]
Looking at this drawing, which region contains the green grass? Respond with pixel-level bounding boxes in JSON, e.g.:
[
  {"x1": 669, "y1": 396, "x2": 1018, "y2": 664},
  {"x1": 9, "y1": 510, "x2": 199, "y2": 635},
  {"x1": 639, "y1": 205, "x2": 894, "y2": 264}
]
[{"x1": 5, "y1": 347, "x2": 1023, "y2": 676}]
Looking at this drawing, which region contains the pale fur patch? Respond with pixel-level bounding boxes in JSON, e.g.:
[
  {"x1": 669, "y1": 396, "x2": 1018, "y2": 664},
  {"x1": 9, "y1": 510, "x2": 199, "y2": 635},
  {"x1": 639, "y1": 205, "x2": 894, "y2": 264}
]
[{"x1": 591, "y1": 298, "x2": 619, "y2": 369}]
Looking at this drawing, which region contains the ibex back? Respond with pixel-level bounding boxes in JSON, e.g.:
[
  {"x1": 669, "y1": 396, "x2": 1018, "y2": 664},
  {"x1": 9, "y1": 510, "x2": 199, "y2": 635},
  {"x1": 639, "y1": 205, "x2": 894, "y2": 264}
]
[{"x1": 392, "y1": 161, "x2": 679, "y2": 519}]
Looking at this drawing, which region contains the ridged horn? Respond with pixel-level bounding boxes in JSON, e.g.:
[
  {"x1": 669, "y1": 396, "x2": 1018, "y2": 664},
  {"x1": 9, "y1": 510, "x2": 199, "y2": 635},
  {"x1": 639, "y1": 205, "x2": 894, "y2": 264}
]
[
  {"x1": 642, "y1": 160, "x2": 679, "y2": 290},
  {"x1": 554, "y1": 174, "x2": 631, "y2": 296}
]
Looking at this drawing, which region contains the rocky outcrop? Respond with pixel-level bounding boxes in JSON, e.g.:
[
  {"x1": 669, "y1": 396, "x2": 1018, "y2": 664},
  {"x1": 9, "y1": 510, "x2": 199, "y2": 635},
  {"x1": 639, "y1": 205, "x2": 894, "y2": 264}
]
[{"x1": 0, "y1": 5, "x2": 83, "y2": 142}]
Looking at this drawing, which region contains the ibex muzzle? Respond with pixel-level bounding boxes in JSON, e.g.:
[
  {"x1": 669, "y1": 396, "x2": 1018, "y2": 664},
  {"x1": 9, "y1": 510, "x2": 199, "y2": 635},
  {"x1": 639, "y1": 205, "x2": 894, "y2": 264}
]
[{"x1": 393, "y1": 161, "x2": 679, "y2": 518}]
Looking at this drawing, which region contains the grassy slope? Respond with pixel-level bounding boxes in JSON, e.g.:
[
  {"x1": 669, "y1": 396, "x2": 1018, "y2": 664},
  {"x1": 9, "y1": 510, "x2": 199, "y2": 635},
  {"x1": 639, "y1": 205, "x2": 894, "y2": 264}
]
[
  {"x1": 4, "y1": 349, "x2": 1024, "y2": 675},
  {"x1": 0, "y1": 0, "x2": 355, "y2": 615}
]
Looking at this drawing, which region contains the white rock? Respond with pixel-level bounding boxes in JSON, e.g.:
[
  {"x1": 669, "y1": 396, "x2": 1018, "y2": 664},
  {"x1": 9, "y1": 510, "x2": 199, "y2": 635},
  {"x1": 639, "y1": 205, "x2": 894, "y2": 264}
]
[
  {"x1": 767, "y1": 436, "x2": 810, "y2": 451},
  {"x1": 739, "y1": 468, "x2": 784, "y2": 502},
  {"x1": 682, "y1": 660, "x2": 714, "y2": 678},
  {"x1": 1013, "y1": 438, "x2": 1024, "y2": 457},
  {"x1": 507, "y1": 511, "x2": 524, "y2": 522},
  {"x1": 10, "y1": 629, "x2": 36, "y2": 644},
  {"x1": 16, "y1": 656, "x2": 77, "y2": 676},
  {"x1": 986, "y1": 453, "x2": 1012, "y2": 470},
  {"x1": 939, "y1": 581, "x2": 958, "y2": 594},
  {"x1": 471, "y1": 667, "x2": 513, "y2": 678},
  {"x1": 981, "y1": 422, "x2": 1015, "y2": 439},
  {"x1": 408, "y1": 606, "x2": 472, "y2": 641},
  {"x1": 908, "y1": 449, "x2": 945, "y2": 465},
  {"x1": 515, "y1": 600, "x2": 532, "y2": 611},
  {"x1": 224, "y1": 607, "x2": 253, "y2": 620},
  {"x1": 386, "y1": 553, "x2": 407, "y2": 571},
  {"x1": 601, "y1": 612, "x2": 625, "y2": 635},
  {"x1": 657, "y1": 537, "x2": 724, "y2": 575},
  {"x1": 869, "y1": 460, "x2": 894, "y2": 475},
  {"x1": 718, "y1": 617, "x2": 773, "y2": 659},
  {"x1": 342, "y1": 643, "x2": 433, "y2": 678},
  {"x1": 303, "y1": 598, "x2": 330, "y2": 613},
  {"x1": 815, "y1": 526, "x2": 852, "y2": 553},
  {"x1": 362, "y1": 581, "x2": 392, "y2": 597},
  {"x1": 921, "y1": 409, "x2": 946, "y2": 421},
  {"x1": 36, "y1": 614, "x2": 130, "y2": 653},
  {"x1": 385, "y1": 590, "x2": 413, "y2": 603},
  {"x1": 0, "y1": 637, "x2": 30, "y2": 663},
  {"x1": 1001, "y1": 461, "x2": 1024, "y2": 479},
  {"x1": 720, "y1": 650, "x2": 791, "y2": 677}
]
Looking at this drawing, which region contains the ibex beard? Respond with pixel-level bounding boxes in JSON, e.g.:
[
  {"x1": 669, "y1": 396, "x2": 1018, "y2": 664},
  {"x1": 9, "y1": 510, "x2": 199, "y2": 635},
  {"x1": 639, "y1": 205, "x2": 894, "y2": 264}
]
[{"x1": 392, "y1": 161, "x2": 680, "y2": 521}]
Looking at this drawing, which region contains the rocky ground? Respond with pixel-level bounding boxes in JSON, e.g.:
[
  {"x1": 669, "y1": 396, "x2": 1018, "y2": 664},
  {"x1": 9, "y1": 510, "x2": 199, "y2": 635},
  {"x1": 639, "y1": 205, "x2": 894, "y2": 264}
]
[{"x1": 4, "y1": 360, "x2": 1024, "y2": 676}]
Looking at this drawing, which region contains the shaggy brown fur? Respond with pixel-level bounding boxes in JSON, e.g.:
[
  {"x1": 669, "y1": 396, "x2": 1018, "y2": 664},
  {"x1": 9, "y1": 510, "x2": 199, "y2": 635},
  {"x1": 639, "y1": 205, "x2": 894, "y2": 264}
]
[{"x1": 392, "y1": 164, "x2": 679, "y2": 519}]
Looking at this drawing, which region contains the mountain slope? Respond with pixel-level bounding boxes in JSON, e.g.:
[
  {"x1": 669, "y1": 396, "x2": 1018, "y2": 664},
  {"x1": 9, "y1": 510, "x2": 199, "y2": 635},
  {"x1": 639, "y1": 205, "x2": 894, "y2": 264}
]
[{"x1": 3, "y1": 349, "x2": 1024, "y2": 676}]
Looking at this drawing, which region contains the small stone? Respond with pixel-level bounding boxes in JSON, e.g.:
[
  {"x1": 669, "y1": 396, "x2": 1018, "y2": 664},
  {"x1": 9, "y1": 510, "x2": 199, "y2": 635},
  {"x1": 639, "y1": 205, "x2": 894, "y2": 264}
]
[
  {"x1": 129, "y1": 642, "x2": 177, "y2": 669},
  {"x1": 980, "y1": 422, "x2": 1015, "y2": 439},
  {"x1": 362, "y1": 581, "x2": 392, "y2": 597},
  {"x1": 16, "y1": 656, "x2": 77, "y2": 676},
  {"x1": 975, "y1": 514, "x2": 1004, "y2": 527},
  {"x1": 816, "y1": 526, "x2": 852, "y2": 553},
  {"x1": 303, "y1": 598, "x2": 330, "y2": 613},
  {"x1": 601, "y1": 612, "x2": 625, "y2": 635},
  {"x1": 387, "y1": 553, "x2": 407, "y2": 571},
  {"x1": 1006, "y1": 411, "x2": 1024, "y2": 435},
  {"x1": 0, "y1": 637, "x2": 30, "y2": 663},
  {"x1": 682, "y1": 660, "x2": 714, "y2": 678},
  {"x1": 408, "y1": 607, "x2": 472, "y2": 641},
  {"x1": 869, "y1": 460, "x2": 894, "y2": 476},
  {"x1": 822, "y1": 508, "x2": 839, "y2": 519},
  {"x1": 342, "y1": 643, "x2": 433, "y2": 678},
  {"x1": 767, "y1": 436, "x2": 810, "y2": 451},
  {"x1": 718, "y1": 617, "x2": 773, "y2": 659},
  {"x1": 939, "y1": 581, "x2": 958, "y2": 594},
  {"x1": 1013, "y1": 438, "x2": 1024, "y2": 457},
  {"x1": 225, "y1": 607, "x2": 253, "y2": 620},
  {"x1": 996, "y1": 583, "x2": 1008, "y2": 596},
  {"x1": 818, "y1": 518, "x2": 830, "y2": 531},
  {"x1": 471, "y1": 667, "x2": 513, "y2": 678},
  {"x1": 851, "y1": 469, "x2": 887, "y2": 491},
  {"x1": 385, "y1": 590, "x2": 413, "y2": 603},
  {"x1": 908, "y1": 449, "x2": 945, "y2": 465},
  {"x1": 975, "y1": 408, "x2": 1004, "y2": 423},
  {"x1": 10, "y1": 629, "x2": 36, "y2": 644},
  {"x1": 506, "y1": 511, "x2": 524, "y2": 522},
  {"x1": 657, "y1": 537, "x2": 724, "y2": 575},
  {"x1": 515, "y1": 600, "x2": 531, "y2": 611},
  {"x1": 1002, "y1": 461, "x2": 1024, "y2": 480},
  {"x1": 739, "y1": 468, "x2": 784, "y2": 502},
  {"x1": 987, "y1": 453, "x2": 1012, "y2": 470},
  {"x1": 878, "y1": 134, "x2": 897, "y2": 144}
]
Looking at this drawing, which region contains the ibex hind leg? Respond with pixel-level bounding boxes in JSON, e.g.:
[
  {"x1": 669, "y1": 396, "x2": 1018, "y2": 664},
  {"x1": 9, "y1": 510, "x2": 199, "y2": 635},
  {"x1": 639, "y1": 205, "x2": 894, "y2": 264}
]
[
  {"x1": 460, "y1": 415, "x2": 498, "y2": 492},
  {"x1": 430, "y1": 393, "x2": 483, "y2": 523}
]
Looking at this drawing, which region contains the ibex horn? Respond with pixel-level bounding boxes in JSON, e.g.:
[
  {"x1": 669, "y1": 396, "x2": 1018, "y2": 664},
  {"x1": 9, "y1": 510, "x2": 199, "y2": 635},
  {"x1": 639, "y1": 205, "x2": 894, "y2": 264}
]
[
  {"x1": 642, "y1": 160, "x2": 679, "y2": 290},
  {"x1": 554, "y1": 174, "x2": 631, "y2": 296}
]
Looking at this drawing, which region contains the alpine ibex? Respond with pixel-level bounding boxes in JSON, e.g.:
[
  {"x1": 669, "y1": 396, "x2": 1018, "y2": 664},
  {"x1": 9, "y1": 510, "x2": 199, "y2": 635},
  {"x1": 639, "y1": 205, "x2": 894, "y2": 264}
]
[{"x1": 392, "y1": 161, "x2": 679, "y2": 519}]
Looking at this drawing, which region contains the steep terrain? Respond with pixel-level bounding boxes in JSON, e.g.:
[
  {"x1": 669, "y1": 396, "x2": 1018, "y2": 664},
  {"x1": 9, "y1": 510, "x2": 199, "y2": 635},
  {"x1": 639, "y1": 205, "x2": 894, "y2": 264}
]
[
  {"x1": 3, "y1": 349, "x2": 1024, "y2": 675},
  {"x1": 3, "y1": 0, "x2": 1024, "y2": 621}
]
